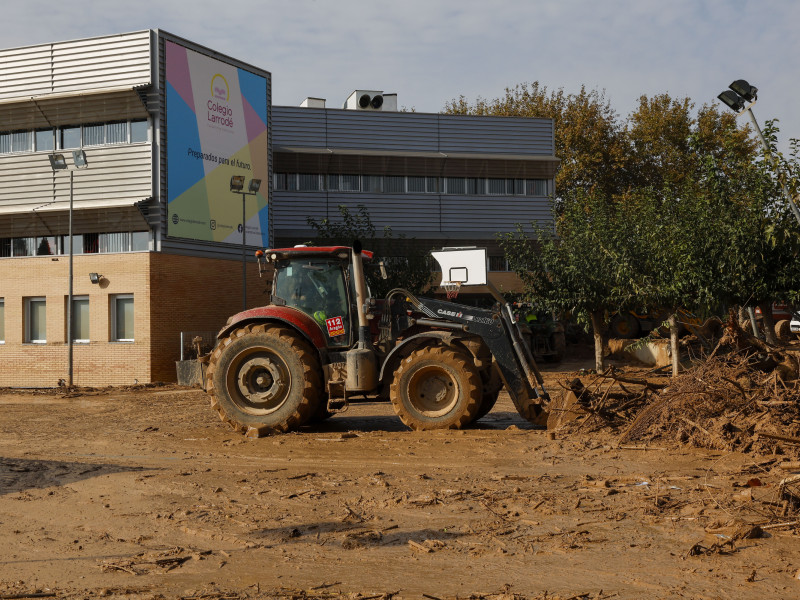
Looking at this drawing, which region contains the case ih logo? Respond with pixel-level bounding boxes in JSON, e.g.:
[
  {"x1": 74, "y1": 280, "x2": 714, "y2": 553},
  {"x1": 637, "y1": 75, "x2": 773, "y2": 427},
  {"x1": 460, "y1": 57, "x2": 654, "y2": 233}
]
[
  {"x1": 437, "y1": 309, "x2": 462, "y2": 319},
  {"x1": 211, "y1": 74, "x2": 229, "y2": 101}
]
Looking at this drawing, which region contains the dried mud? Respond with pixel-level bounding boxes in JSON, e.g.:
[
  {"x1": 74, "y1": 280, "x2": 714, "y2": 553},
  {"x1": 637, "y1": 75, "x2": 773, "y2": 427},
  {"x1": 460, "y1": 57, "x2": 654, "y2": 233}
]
[{"x1": 1, "y1": 353, "x2": 800, "y2": 600}]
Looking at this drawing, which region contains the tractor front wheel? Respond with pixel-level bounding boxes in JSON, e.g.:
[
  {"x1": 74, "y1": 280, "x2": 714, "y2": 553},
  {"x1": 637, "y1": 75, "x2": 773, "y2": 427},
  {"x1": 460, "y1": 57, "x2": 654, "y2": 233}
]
[
  {"x1": 390, "y1": 346, "x2": 481, "y2": 430},
  {"x1": 206, "y1": 324, "x2": 321, "y2": 433}
]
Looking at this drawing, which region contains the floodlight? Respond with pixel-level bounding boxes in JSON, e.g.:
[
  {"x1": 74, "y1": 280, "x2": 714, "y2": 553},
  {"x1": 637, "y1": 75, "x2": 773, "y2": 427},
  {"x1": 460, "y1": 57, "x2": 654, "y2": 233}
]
[
  {"x1": 717, "y1": 90, "x2": 746, "y2": 112},
  {"x1": 72, "y1": 150, "x2": 88, "y2": 168},
  {"x1": 248, "y1": 178, "x2": 262, "y2": 193},
  {"x1": 729, "y1": 79, "x2": 757, "y2": 102},
  {"x1": 49, "y1": 153, "x2": 68, "y2": 170},
  {"x1": 230, "y1": 175, "x2": 245, "y2": 192},
  {"x1": 89, "y1": 273, "x2": 103, "y2": 284}
]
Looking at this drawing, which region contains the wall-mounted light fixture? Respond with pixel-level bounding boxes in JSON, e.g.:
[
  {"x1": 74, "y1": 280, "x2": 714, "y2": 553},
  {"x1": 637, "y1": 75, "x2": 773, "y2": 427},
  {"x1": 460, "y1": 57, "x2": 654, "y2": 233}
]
[{"x1": 89, "y1": 273, "x2": 103, "y2": 284}]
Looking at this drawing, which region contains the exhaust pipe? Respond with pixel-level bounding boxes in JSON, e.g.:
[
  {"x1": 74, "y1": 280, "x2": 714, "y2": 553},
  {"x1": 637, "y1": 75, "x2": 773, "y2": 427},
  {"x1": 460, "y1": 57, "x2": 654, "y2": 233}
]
[{"x1": 346, "y1": 240, "x2": 378, "y2": 392}]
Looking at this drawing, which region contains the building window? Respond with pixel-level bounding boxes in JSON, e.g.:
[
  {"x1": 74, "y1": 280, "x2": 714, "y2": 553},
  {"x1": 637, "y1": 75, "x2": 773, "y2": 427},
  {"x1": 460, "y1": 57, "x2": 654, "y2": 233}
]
[
  {"x1": 25, "y1": 297, "x2": 47, "y2": 343},
  {"x1": 385, "y1": 176, "x2": 405, "y2": 193},
  {"x1": 407, "y1": 176, "x2": 425, "y2": 193},
  {"x1": 340, "y1": 174, "x2": 360, "y2": 192},
  {"x1": 1, "y1": 119, "x2": 150, "y2": 155},
  {"x1": 0, "y1": 298, "x2": 4, "y2": 343},
  {"x1": 83, "y1": 123, "x2": 105, "y2": 146},
  {"x1": 14, "y1": 238, "x2": 36, "y2": 257},
  {"x1": 0, "y1": 131, "x2": 33, "y2": 153},
  {"x1": 61, "y1": 126, "x2": 81, "y2": 149},
  {"x1": 445, "y1": 177, "x2": 466, "y2": 195},
  {"x1": 111, "y1": 295, "x2": 134, "y2": 342},
  {"x1": 527, "y1": 179, "x2": 548, "y2": 196},
  {"x1": 0, "y1": 231, "x2": 149, "y2": 259},
  {"x1": 100, "y1": 232, "x2": 129, "y2": 253},
  {"x1": 130, "y1": 119, "x2": 148, "y2": 143},
  {"x1": 131, "y1": 231, "x2": 150, "y2": 251},
  {"x1": 488, "y1": 256, "x2": 509, "y2": 272},
  {"x1": 69, "y1": 296, "x2": 90, "y2": 343},
  {"x1": 298, "y1": 173, "x2": 321, "y2": 191},
  {"x1": 106, "y1": 121, "x2": 128, "y2": 145},
  {"x1": 273, "y1": 173, "x2": 287, "y2": 191},
  {"x1": 273, "y1": 173, "x2": 549, "y2": 197},
  {"x1": 36, "y1": 236, "x2": 57, "y2": 256},
  {"x1": 35, "y1": 128, "x2": 55, "y2": 151},
  {"x1": 362, "y1": 175, "x2": 383, "y2": 193},
  {"x1": 467, "y1": 178, "x2": 484, "y2": 195}
]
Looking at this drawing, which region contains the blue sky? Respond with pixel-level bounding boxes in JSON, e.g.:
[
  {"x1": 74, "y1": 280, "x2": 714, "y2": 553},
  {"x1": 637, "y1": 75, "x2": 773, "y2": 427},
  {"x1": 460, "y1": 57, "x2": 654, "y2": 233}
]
[{"x1": 5, "y1": 0, "x2": 798, "y2": 151}]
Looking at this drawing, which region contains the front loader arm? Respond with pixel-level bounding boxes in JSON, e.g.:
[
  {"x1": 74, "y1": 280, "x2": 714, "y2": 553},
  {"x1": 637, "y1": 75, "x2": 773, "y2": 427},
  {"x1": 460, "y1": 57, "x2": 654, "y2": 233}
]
[{"x1": 405, "y1": 293, "x2": 550, "y2": 424}]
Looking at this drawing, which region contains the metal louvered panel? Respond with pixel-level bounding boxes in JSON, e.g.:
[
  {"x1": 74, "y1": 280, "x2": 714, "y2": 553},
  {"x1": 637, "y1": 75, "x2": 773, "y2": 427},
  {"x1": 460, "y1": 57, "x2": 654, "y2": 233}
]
[
  {"x1": 438, "y1": 114, "x2": 554, "y2": 155},
  {"x1": 0, "y1": 31, "x2": 152, "y2": 102},
  {"x1": 0, "y1": 144, "x2": 151, "y2": 214},
  {"x1": 273, "y1": 107, "x2": 555, "y2": 157},
  {"x1": 440, "y1": 195, "x2": 552, "y2": 234}
]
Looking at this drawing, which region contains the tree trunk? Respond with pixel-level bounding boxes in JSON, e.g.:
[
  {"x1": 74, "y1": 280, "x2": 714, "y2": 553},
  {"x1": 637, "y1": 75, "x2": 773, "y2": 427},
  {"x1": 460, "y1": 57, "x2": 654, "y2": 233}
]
[
  {"x1": 590, "y1": 309, "x2": 605, "y2": 372},
  {"x1": 758, "y1": 301, "x2": 778, "y2": 346},
  {"x1": 669, "y1": 312, "x2": 680, "y2": 377},
  {"x1": 737, "y1": 305, "x2": 747, "y2": 324}
]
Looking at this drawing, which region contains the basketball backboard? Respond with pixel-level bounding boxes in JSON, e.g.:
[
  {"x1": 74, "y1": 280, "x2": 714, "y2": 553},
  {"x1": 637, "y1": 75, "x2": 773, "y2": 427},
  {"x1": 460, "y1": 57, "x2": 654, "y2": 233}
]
[{"x1": 431, "y1": 247, "x2": 488, "y2": 286}]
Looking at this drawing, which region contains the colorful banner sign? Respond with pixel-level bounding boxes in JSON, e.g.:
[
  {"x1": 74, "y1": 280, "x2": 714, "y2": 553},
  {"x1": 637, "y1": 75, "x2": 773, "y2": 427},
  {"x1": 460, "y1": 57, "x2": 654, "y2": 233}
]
[{"x1": 165, "y1": 41, "x2": 269, "y2": 245}]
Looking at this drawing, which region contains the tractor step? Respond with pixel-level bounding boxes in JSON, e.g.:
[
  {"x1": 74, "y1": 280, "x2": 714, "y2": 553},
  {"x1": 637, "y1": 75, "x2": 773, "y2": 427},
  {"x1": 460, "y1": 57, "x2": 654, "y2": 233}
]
[{"x1": 326, "y1": 380, "x2": 349, "y2": 413}]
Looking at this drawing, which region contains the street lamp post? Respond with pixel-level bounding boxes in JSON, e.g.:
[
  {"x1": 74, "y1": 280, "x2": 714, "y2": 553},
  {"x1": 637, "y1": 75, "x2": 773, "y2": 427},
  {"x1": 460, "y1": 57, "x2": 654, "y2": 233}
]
[
  {"x1": 230, "y1": 176, "x2": 262, "y2": 312},
  {"x1": 717, "y1": 79, "x2": 800, "y2": 227},
  {"x1": 49, "y1": 150, "x2": 88, "y2": 387},
  {"x1": 717, "y1": 80, "x2": 800, "y2": 340}
]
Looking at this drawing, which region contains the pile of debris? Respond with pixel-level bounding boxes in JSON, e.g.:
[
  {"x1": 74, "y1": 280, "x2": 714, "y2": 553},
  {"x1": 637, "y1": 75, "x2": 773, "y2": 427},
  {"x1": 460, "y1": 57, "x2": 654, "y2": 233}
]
[{"x1": 552, "y1": 312, "x2": 800, "y2": 458}]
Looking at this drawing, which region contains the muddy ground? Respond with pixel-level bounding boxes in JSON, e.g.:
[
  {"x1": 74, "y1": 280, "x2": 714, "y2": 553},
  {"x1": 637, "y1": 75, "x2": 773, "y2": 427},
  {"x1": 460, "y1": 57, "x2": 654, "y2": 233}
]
[{"x1": 1, "y1": 353, "x2": 800, "y2": 600}]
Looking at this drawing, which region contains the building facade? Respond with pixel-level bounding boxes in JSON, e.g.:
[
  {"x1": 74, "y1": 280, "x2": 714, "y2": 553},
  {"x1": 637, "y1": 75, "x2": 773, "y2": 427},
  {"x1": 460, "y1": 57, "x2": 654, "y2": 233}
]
[
  {"x1": 271, "y1": 100, "x2": 558, "y2": 293},
  {"x1": 0, "y1": 33, "x2": 557, "y2": 387},
  {"x1": 0, "y1": 31, "x2": 272, "y2": 387}
]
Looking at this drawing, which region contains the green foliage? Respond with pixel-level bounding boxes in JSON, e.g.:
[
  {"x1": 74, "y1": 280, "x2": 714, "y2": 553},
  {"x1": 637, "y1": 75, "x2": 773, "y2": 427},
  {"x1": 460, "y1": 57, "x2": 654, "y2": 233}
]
[
  {"x1": 477, "y1": 83, "x2": 800, "y2": 349},
  {"x1": 306, "y1": 204, "x2": 434, "y2": 297}
]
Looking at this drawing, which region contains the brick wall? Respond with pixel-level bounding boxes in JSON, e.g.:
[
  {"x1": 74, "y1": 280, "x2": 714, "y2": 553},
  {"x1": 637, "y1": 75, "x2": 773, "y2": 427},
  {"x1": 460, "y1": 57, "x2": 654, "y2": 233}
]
[
  {"x1": 0, "y1": 253, "x2": 151, "y2": 387},
  {"x1": 0, "y1": 252, "x2": 274, "y2": 387},
  {"x1": 148, "y1": 253, "x2": 273, "y2": 382}
]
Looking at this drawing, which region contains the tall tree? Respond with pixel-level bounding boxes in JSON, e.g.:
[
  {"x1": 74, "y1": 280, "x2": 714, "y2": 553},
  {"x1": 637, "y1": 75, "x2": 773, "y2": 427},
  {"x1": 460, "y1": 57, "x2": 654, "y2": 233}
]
[{"x1": 501, "y1": 189, "x2": 646, "y2": 371}]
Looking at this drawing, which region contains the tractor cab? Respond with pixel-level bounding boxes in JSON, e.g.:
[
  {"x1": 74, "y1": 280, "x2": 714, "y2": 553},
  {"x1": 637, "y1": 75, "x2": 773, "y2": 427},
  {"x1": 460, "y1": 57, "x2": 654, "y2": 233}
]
[{"x1": 267, "y1": 246, "x2": 372, "y2": 348}]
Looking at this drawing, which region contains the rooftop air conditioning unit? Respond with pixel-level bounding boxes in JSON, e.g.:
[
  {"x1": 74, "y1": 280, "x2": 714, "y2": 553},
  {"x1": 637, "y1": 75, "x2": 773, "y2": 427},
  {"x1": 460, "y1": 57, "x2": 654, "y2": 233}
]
[{"x1": 343, "y1": 90, "x2": 397, "y2": 111}]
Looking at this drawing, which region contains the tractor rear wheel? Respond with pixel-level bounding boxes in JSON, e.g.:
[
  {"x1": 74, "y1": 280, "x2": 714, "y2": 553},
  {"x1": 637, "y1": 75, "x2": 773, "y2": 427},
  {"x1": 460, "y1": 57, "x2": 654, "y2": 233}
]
[
  {"x1": 206, "y1": 324, "x2": 321, "y2": 433},
  {"x1": 390, "y1": 346, "x2": 481, "y2": 430}
]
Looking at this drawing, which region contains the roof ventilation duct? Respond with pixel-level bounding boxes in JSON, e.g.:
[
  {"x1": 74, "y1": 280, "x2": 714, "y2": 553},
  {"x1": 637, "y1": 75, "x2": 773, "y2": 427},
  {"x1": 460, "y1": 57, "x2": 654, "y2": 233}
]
[{"x1": 344, "y1": 90, "x2": 397, "y2": 111}]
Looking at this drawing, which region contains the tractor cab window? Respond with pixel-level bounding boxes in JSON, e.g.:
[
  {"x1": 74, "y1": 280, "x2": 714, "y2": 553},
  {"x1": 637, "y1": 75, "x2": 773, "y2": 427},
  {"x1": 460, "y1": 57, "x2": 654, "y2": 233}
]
[{"x1": 273, "y1": 259, "x2": 351, "y2": 346}]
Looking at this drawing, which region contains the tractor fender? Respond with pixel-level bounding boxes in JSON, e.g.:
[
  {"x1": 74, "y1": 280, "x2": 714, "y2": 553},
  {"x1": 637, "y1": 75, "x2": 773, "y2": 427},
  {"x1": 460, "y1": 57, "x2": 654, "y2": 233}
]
[
  {"x1": 379, "y1": 330, "x2": 473, "y2": 382},
  {"x1": 216, "y1": 306, "x2": 327, "y2": 352}
]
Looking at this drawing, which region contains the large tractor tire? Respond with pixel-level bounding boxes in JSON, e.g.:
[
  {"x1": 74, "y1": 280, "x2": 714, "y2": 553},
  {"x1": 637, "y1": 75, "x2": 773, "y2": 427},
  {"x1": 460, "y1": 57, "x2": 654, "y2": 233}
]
[
  {"x1": 390, "y1": 346, "x2": 481, "y2": 430},
  {"x1": 206, "y1": 324, "x2": 322, "y2": 433},
  {"x1": 473, "y1": 365, "x2": 503, "y2": 422},
  {"x1": 609, "y1": 313, "x2": 641, "y2": 339}
]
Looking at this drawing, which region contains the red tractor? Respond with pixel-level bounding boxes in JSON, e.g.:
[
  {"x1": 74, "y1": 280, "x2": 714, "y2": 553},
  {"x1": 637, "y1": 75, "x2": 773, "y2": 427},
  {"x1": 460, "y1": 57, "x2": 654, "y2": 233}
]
[{"x1": 205, "y1": 244, "x2": 551, "y2": 434}]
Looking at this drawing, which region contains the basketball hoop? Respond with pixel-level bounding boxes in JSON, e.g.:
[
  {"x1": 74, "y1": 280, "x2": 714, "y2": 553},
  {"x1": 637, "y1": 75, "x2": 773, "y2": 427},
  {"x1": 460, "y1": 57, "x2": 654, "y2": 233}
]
[{"x1": 441, "y1": 280, "x2": 462, "y2": 300}]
